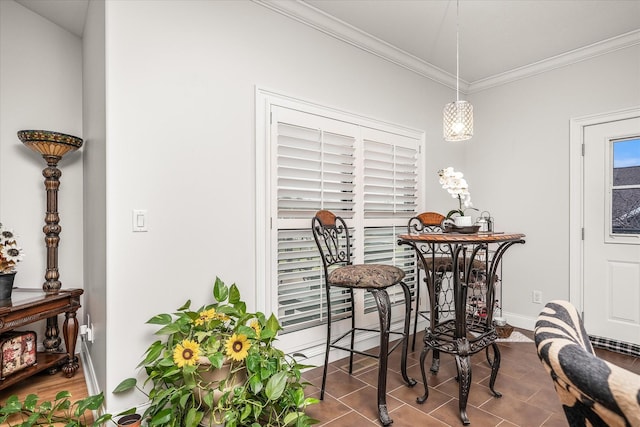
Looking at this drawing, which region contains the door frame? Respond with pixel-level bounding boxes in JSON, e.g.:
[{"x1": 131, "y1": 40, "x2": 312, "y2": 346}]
[{"x1": 569, "y1": 106, "x2": 640, "y2": 315}]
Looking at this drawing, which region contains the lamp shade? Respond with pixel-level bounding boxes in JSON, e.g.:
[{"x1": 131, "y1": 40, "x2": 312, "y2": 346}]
[
  {"x1": 443, "y1": 100, "x2": 473, "y2": 142},
  {"x1": 18, "y1": 130, "x2": 83, "y2": 159}
]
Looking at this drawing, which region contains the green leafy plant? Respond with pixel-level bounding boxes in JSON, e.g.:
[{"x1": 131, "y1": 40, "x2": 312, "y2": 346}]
[
  {"x1": 114, "y1": 277, "x2": 318, "y2": 427},
  {"x1": 0, "y1": 391, "x2": 113, "y2": 426}
]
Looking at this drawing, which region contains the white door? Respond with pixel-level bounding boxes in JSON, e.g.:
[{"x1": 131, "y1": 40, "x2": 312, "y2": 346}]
[{"x1": 583, "y1": 115, "x2": 640, "y2": 345}]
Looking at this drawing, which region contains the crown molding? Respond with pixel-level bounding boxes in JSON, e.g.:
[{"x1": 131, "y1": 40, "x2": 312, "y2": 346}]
[
  {"x1": 469, "y1": 29, "x2": 640, "y2": 93},
  {"x1": 253, "y1": 0, "x2": 465, "y2": 92},
  {"x1": 254, "y1": 0, "x2": 640, "y2": 95}
]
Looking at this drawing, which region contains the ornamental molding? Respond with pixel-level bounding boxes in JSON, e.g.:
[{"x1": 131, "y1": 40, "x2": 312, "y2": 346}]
[{"x1": 253, "y1": 0, "x2": 640, "y2": 94}]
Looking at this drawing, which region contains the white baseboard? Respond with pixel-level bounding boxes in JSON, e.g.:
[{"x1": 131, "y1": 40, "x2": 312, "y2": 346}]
[
  {"x1": 502, "y1": 311, "x2": 536, "y2": 332},
  {"x1": 79, "y1": 337, "x2": 101, "y2": 397}
]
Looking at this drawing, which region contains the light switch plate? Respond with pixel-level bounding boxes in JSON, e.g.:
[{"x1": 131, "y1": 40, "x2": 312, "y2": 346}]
[{"x1": 132, "y1": 209, "x2": 148, "y2": 232}]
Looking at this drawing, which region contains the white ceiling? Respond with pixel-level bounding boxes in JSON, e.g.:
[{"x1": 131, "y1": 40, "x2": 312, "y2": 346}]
[
  {"x1": 14, "y1": 0, "x2": 640, "y2": 91},
  {"x1": 305, "y1": 0, "x2": 640, "y2": 83},
  {"x1": 15, "y1": 0, "x2": 88, "y2": 38}
]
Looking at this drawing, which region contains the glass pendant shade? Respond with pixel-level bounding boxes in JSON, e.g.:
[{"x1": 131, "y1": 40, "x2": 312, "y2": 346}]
[
  {"x1": 443, "y1": 0, "x2": 473, "y2": 142},
  {"x1": 443, "y1": 100, "x2": 473, "y2": 141}
]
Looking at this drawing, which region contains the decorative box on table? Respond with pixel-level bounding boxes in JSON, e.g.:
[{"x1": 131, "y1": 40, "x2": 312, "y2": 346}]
[
  {"x1": 0, "y1": 331, "x2": 37, "y2": 379},
  {"x1": 495, "y1": 324, "x2": 514, "y2": 339}
]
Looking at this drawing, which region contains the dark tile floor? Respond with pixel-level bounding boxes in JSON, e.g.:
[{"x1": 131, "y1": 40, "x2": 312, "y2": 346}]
[{"x1": 301, "y1": 329, "x2": 640, "y2": 427}]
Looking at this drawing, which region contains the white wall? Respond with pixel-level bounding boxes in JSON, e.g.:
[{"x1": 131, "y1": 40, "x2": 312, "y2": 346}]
[
  {"x1": 0, "y1": 1, "x2": 84, "y2": 338},
  {"x1": 82, "y1": 0, "x2": 107, "y2": 396},
  {"x1": 101, "y1": 0, "x2": 459, "y2": 412},
  {"x1": 466, "y1": 45, "x2": 640, "y2": 326}
]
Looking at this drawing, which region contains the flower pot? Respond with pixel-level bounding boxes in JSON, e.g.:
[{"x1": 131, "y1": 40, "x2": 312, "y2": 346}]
[
  {"x1": 454, "y1": 216, "x2": 472, "y2": 227},
  {"x1": 195, "y1": 357, "x2": 247, "y2": 426},
  {"x1": 0, "y1": 272, "x2": 16, "y2": 300},
  {"x1": 117, "y1": 414, "x2": 142, "y2": 427}
]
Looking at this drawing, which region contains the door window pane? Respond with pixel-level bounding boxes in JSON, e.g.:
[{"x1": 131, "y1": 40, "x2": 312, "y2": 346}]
[{"x1": 612, "y1": 138, "x2": 640, "y2": 234}]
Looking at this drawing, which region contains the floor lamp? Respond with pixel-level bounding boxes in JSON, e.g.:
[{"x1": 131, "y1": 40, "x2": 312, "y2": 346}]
[{"x1": 18, "y1": 130, "x2": 83, "y2": 352}]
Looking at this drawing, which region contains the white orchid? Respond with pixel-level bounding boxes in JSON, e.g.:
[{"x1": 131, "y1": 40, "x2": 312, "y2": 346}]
[{"x1": 437, "y1": 167, "x2": 476, "y2": 217}]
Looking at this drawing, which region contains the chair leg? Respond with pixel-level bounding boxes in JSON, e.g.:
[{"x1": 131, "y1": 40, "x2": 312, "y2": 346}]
[
  {"x1": 399, "y1": 281, "x2": 417, "y2": 387},
  {"x1": 321, "y1": 289, "x2": 333, "y2": 400},
  {"x1": 371, "y1": 289, "x2": 392, "y2": 426},
  {"x1": 348, "y1": 288, "x2": 355, "y2": 375},
  {"x1": 412, "y1": 269, "x2": 421, "y2": 352}
]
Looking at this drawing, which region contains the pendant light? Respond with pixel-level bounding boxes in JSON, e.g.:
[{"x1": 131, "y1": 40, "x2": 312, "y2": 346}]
[{"x1": 443, "y1": 0, "x2": 473, "y2": 141}]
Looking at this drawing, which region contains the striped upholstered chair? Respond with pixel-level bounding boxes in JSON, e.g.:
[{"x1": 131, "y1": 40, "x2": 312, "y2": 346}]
[{"x1": 534, "y1": 300, "x2": 640, "y2": 427}]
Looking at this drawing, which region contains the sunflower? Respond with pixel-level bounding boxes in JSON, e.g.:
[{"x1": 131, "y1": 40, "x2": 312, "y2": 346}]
[
  {"x1": 173, "y1": 339, "x2": 200, "y2": 367},
  {"x1": 250, "y1": 320, "x2": 261, "y2": 338},
  {"x1": 215, "y1": 313, "x2": 231, "y2": 322},
  {"x1": 194, "y1": 308, "x2": 216, "y2": 326},
  {"x1": 225, "y1": 333, "x2": 250, "y2": 362}
]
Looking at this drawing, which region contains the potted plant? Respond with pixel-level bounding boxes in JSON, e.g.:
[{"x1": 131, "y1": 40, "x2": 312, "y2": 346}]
[
  {"x1": 114, "y1": 277, "x2": 318, "y2": 427},
  {"x1": 0, "y1": 391, "x2": 113, "y2": 426},
  {"x1": 0, "y1": 391, "x2": 142, "y2": 426},
  {"x1": 0, "y1": 223, "x2": 25, "y2": 299}
]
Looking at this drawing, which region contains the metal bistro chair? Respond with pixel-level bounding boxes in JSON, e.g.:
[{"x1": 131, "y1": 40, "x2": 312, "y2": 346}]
[
  {"x1": 407, "y1": 212, "x2": 450, "y2": 352},
  {"x1": 312, "y1": 210, "x2": 416, "y2": 426}
]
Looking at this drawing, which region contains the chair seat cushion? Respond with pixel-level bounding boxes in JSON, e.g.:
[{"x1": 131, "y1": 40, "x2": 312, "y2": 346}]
[{"x1": 328, "y1": 264, "x2": 405, "y2": 289}]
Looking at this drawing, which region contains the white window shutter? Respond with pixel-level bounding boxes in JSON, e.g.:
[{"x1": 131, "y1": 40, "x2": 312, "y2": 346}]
[
  {"x1": 267, "y1": 104, "x2": 423, "y2": 333},
  {"x1": 361, "y1": 129, "x2": 420, "y2": 314},
  {"x1": 362, "y1": 131, "x2": 418, "y2": 219},
  {"x1": 273, "y1": 107, "x2": 358, "y2": 332}
]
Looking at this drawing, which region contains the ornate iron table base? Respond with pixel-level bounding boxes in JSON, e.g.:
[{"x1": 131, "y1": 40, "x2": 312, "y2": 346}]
[
  {"x1": 417, "y1": 320, "x2": 502, "y2": 425},
  {"x1": 398, "y1": 232, "x2": 525, "y2": 425}
]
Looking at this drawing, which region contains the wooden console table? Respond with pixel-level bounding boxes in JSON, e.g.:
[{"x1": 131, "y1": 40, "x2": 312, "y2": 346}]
[{"x1": 0, "y1": 288, "x2": 83, "y2": 390}]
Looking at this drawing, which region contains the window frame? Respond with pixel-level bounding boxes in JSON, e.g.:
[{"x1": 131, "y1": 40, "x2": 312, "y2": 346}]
[
  {"x1": 606, "y1": 136, "x2": 640, "y2": 243},
  {"x1": 255, "y1": 87, "x2": 425, "y2": 354}
]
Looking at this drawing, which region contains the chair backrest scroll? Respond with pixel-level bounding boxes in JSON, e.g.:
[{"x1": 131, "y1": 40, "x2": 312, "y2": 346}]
[{"x1": 312, "y1": 210, "x2": 351, "y2": 273}]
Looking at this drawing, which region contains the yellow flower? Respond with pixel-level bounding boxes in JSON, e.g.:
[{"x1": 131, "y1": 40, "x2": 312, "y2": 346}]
[
  {"x1": 250, "y1": 320, "x2": 261, "y2": 338},
  {"x1": 215, "y1": 313, "x2": 230, "y2": 322},
  {"x1": 194, "y1": 308, "x2": 216, "y2": 326},
  {"x1": 226, "y1": 333, "x2": 250, "y2": 362},
  {"x1": 173, "y1": 339, "x2": 200, "y2": 367}
]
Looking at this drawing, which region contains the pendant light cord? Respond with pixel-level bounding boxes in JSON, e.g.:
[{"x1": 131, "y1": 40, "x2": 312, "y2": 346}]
[{"x1": 456, "y1": 0, "x2": 460, "y2": 102}]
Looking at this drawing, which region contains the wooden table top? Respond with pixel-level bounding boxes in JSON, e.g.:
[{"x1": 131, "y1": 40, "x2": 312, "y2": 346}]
[{"x1": 398, "y1": 232, "x2": 526, "y2": 244}]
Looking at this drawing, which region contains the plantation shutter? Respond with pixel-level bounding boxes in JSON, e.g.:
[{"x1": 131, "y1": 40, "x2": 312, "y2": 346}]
[
  {"x1": 273, "y1": 107, "x2": 357, "y2": 332},
  {"x1": 362, "y1": 136, "x2": 419, "y2": 219},
  {"x1": 268, "y1": 103, "x2": 423, "y2": 334},
  {"x1": 362, "y1": 130, "x2": 419, "y2": 313}
]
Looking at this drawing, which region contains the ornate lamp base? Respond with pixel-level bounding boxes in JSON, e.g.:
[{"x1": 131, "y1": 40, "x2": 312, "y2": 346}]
[
  {"x1": 18, "y1": 130, "x2": 83, "y2": 354},
  {"x1": 17, "y1": 130, "x2": 83, "y2": 293}
]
